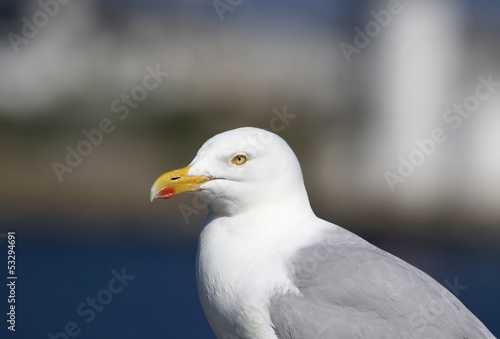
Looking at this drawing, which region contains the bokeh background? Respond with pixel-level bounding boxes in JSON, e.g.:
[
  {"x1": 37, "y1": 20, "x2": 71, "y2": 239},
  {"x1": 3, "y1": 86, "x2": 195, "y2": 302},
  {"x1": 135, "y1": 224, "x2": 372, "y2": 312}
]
[{"x1": 0, "y1": 0, "x2": 499, "y2": 338}]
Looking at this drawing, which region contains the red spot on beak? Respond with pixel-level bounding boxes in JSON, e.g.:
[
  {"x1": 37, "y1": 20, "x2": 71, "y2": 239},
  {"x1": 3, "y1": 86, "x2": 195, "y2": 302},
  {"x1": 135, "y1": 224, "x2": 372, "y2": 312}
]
[{"x1": 157, "y1": 187, "x2": 176, "y2": 199}]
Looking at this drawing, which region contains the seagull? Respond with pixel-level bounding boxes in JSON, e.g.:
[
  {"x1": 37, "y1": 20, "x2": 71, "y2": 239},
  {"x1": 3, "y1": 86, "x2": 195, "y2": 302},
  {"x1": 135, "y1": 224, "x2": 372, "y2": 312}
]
[{"x1": 150, "y1": 127, "x2": 495, "y2": 339}]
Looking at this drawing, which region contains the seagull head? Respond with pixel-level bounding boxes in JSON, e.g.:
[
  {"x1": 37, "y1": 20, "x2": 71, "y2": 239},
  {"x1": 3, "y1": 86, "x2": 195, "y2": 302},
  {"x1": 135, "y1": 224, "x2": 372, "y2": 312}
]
[{"x1": 150, "y1": 127, "x2": 311, "y2": 216}]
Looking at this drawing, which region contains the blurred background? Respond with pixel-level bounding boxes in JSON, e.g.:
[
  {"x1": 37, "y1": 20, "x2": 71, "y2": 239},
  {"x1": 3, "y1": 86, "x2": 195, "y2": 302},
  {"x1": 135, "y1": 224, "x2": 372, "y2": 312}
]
[{"x1": 0, "y1": 0, "x2": 499, "y2": 338}]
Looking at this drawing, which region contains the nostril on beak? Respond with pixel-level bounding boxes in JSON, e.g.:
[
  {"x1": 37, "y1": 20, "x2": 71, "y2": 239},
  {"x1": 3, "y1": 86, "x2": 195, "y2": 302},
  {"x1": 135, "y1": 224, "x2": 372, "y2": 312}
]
[{"x1": 171, "y1": 176, "x2": 180, "y2": 181}]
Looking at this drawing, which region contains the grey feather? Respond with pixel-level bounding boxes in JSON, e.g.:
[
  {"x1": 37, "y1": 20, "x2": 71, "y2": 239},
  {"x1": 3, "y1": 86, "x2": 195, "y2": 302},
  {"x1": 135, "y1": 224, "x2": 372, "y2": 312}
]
[{"x1": 269, "y1": 226, "x2": 495, "y2": 339}]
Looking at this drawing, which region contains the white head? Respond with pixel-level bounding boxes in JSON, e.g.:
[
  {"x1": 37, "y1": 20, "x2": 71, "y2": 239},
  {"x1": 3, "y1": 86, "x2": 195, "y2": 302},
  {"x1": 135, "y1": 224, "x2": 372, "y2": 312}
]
[
  {"x1": 150, "y1": 127, "x2": 312, "y2": 216},
  {"x1": 151, "y1": 127, "x2": 309, "y2": 215}
]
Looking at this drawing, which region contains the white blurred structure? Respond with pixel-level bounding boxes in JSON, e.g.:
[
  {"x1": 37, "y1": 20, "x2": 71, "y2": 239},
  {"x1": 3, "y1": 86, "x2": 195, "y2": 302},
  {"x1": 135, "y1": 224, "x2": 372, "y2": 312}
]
[
  {"x1": 368, "y1": 0, "x2": 464, "y2": 196},
  {"x1": 466, "y1": 90, "x2": 500, "y2": 222}
]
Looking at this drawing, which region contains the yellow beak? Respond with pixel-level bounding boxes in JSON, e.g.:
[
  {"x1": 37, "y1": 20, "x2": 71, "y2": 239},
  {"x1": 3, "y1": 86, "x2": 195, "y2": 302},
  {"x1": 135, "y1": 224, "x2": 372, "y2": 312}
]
[{"x1": 150, "y1": 166, "x2": 211, "y2": 201}]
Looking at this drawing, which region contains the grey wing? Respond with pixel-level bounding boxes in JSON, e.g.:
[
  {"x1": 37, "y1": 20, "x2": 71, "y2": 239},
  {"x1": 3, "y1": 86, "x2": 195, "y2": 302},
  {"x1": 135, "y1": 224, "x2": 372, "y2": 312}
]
[{"x1": 270, "y1": 227, "x2": 495, "y2": 339}]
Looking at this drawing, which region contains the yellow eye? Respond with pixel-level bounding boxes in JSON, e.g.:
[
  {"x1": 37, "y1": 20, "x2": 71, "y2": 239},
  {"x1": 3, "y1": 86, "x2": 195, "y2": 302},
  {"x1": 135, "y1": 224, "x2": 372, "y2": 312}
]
[{"x1": 231, "y1": 154, "x2": 248, "y2": 166}]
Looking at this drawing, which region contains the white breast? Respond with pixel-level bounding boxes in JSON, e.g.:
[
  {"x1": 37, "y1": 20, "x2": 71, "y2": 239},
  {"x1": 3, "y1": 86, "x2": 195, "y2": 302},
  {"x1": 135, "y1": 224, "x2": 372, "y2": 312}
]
[{"x1": 195, "y1": 210, "x2": 326, "y2": 339}]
